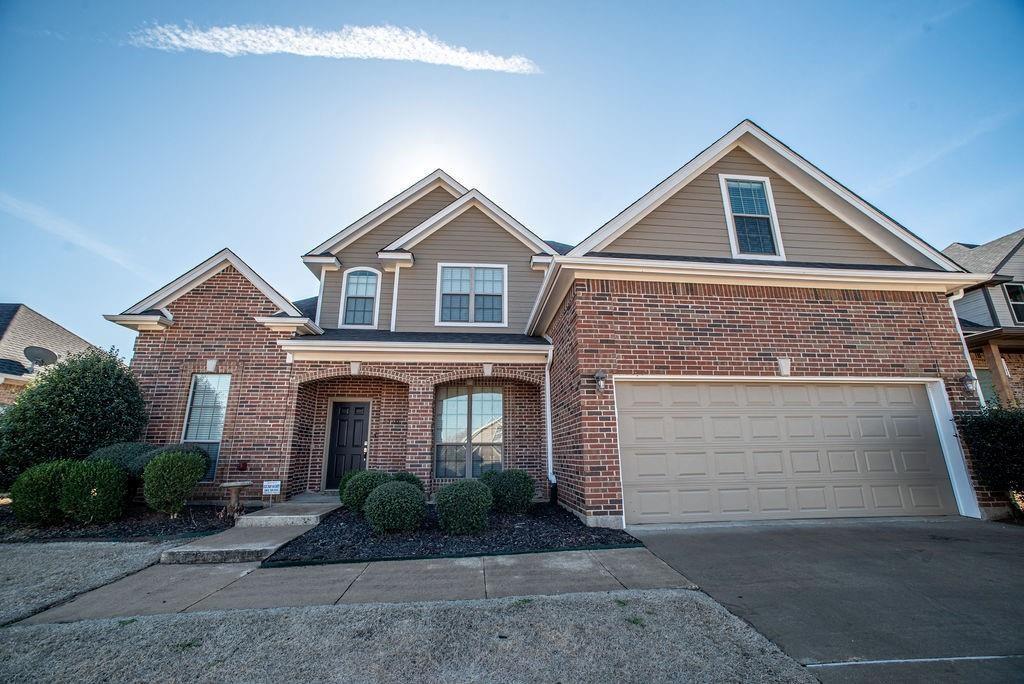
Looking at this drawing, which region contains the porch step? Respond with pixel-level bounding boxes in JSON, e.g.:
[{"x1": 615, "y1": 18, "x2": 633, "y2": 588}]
[
  {"x1": 161, "y1": 525, "x2": 313, "y2": 564},
  {"x1": 235, "y1": 502, "x2": 341, "y2": 528}
]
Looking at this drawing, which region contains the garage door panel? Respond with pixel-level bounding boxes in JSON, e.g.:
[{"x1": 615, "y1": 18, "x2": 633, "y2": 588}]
[{"x1": 618, "y1": 381, "x2": 958, "y2": 523}]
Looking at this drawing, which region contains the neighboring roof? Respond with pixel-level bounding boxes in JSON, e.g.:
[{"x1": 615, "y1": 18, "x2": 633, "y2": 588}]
[
  {"x1": 290, "y1": 296, "x2": 318, "y2": 320},
  {"x1": 587, "y1": 252, "x2": 942, "y2": 272},
  {"x1": 305, "y1": 170, "x2": 468, "y2": 257},
  {"x1": 569, "y1": 120, "x2": 963, "y2": 272},
  {"x1": 0, "y1": 304, "x2": 21, "y2": 340},
  {"x1": 545, "y1": 240, "x2": 574, "y2": 255},
  {"x1": 0, "y1": 304, "x2": 93, "y2": 378},
  {"x1": 121, "y1": 248, "x2": 301, "y2": 317},
  {"x1": 941, "y1": 228, "x2": 1024, "y2": 274},
  {"x1": 382, "y1": 189, "x2": 557, "y2": 256},
  {"x1": 316, "y1": 329, "x2": 549, "y2": 346}
]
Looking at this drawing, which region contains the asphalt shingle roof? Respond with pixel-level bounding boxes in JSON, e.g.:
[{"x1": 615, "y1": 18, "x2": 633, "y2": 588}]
[
  {"x1": 941, "y1": 229, "x2": 1024, "y2": 274},
  {"x1": 0, "y1": 304, "x2": 21, "y2": 341}
]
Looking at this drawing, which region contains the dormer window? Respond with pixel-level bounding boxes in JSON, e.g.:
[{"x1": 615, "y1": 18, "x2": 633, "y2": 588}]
[
  {"x1": 719, "y1": 175, "x2": 785, "y2": 260},
  {"x1": 436, "y1": 263, "x2": 507, "y2": 326},
  {"x1": 1005, "y1": 283, "x2": 1024, "y2": 324},
  {"x1": 340, "y1": 268, "x2": 380, "y2": 328}
]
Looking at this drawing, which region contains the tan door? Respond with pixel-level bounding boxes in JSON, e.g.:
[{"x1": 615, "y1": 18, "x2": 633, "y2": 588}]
[{"x1": 616, "y1": 381, "x2": 959, "y2": 524}]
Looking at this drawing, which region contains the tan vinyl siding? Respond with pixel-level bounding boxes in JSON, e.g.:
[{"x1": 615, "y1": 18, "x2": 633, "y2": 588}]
[
  {"x1": 954, "y1": 288, "x2": 993, "y2": 326},
  {"x1": 396, "y1": 206, "x2": 543, "y2": 332},
  {"x1": 319, "y1": 186, "x2": 458, "y2": 328},
  {"x1": 999, "y1": 245, "x2": 1024, "y2": 279},
  {"x1": 605, "y1": 147, "x2": 902, "y2": 266}
]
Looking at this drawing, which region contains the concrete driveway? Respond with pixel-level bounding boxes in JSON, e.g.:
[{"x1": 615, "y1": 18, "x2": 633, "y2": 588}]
[{"x1": 633, "y1": 518, "x2": 1024, "y2": 683}]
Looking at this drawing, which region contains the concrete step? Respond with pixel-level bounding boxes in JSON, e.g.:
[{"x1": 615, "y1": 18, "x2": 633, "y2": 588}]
[
  {"x1": 236, "y1": 502, "x2": 341, "y2": 528},
  {"x1": 160, "y1": 525, "x2": 313, "y2": 564}
]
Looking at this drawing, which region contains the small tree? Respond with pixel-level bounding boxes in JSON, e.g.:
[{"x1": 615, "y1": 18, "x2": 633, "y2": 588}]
[
  {"x1": 0, "y1": 348, "x2": 147, "y2": 487},
  {"x1": 958, "y1": 406, "x2": 1024, "y2": 515}
]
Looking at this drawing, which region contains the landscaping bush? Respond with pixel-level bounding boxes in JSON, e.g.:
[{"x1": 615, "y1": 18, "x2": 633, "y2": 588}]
[
  {"x1": 58, "y1": 460, "x2": 129, "y2": 524},
  {"x1": 390, "y1": 471, "x2": 425, "y2": 492},
  {"x1": 0, "y1": 348, "x2": 147, "y2": 487},
  {"x1": 481, "y1": 469, "x2": 536, "y2": 514},
  {"x1": 87, "y1": 442, "x2": 157, "y2": 479},
  {"x1": 10, "y1": 460, "x2": 75, "y2": 524},
  {"x1": 143, "y1": 448, "x2": 208, "y2": 516},
  {"x1": 958, "y1": 406, "x2": 1024, "y2": 510},
  {"x1": 435, "y1": 479, "x2": 493, "y2": 534},
  {"x1": 363, "y1": 481, "x2": 426, "y2": 533},
  {"x1": 341, "y1": 470, "x2": 392, "y2": 512},
  {"x1": 337, "y1": 470, "x2": 360, "y2": 498}
]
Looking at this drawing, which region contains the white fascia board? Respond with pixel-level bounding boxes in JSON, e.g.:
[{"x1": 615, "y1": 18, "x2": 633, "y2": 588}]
[
  {"x1": 376, "y1": 251, "x2": 415, "y2": 269},
  {"x1": 306, "y1": 170, "x2": 467, "y2": 257},
  {"x1": 103, "y1": 313, "x2": 174, "y2": 332},
  {"x1": 124, "y1": 248, "x2": 302, "y2": 317},
  {"x1": 531, "y1": 255, "x2": 553, "y2": 271},
  {"x1": 277, "y1": 339, "x2": 548, "y2": 354},
  {"x1": 383, "y1": 189, "x2": 556, "y2": 256},
  {"x1": 254, "y1": 317, "x2": 324, "y2": 335}
]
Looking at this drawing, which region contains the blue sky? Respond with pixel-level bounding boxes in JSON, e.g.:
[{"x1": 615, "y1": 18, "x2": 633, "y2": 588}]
[{"x1": 1, "y1": 0, "x2": 1023, "y2": 354}]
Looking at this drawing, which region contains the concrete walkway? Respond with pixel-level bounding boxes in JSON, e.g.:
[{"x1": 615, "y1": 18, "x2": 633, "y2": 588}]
[
  {"x1": 159, "y1": 524, "x2": 313, "y2": 564},
  {"x1": 23, "y1": 548, "x2": 694, "y2": 624}
]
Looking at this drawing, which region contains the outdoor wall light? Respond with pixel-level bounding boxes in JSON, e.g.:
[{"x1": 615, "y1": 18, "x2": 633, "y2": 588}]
[
  {"x1": 960, "y1": 373, "x2": 978, "y2": 393},
  {"x1": 594, "y1": 370, "x2": 608, "y2": 392}
]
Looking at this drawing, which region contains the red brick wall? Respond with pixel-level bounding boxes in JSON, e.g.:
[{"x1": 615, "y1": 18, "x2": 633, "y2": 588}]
[
  {"x1": 971, "y1": 350, "x2": 1024, "y2": 405},
  {"x1": 0, "y1": 383, "x2": 22, "y2": 406},
  {"x1": 551, "y1": 279, "x2": 998, "y2": 522}
]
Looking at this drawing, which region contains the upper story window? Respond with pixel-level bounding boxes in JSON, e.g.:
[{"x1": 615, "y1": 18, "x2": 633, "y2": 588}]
[
  {"x1": 341, "y1": 268, "x2": 381, "y2": 328},
  {"x1": 719, "y1": 174, "x2": 785, "y2": 260},
  {"x1": 436, "y1": 263, "x2": 507, "y2": 326},
  {"x1": 182, "y1": 373, "x2": 231, "y2": 482},
  {"x1": 1005, "y1": 283, "x2": 1024, "y2": 324}
]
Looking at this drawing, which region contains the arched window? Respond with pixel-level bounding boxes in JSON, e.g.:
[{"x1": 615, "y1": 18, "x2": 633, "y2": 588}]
[{"x1": 340, "y1": 268, "x2": 380, "y2": 328}]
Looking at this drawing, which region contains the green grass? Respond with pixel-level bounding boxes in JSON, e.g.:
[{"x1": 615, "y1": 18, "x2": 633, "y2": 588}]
[{"x1": 625, "y1": 616, "x2": 645, "y2": 628}]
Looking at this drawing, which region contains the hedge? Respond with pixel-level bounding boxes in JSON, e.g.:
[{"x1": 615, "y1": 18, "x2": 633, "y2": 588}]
[
  {"x1": 481, "y1": 470, "x2": 535, "y2": 514},
  {"x1": 958, "y1": 406, "x2": 1024, "y2": 506},
  {"x1": 341, "y1": 470, "x2": 392, "y2": 512},
  {"x1": 390, "y1": 471, "x2": 425, "y2": 492},
  {"x1": 435, "y1": 479, "x2": 492, "y2": 534},
  {"x1": 87, "y1": 442, "x2": 157, "y2": 479},
  {"x1": 10, "y1": 460, "x2": 75, "y2": 524},
  {"x1": 143, "y1": 448, "x2": 208, "y2": 516},
  {"x1": 363, "y1": 481, "x2": 426, "y2": 533},
  {"x1": 59, "y1": 460, "x2": 129, "y2": 524}
]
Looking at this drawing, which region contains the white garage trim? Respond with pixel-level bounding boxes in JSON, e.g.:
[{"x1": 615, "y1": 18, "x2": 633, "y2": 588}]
[{"x1": 612, "y1": 375, "x2": 981, "y2": 524}]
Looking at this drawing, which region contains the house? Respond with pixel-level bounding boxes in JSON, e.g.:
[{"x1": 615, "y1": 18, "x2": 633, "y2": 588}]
[
  {"x1": 0, "y1": 304, "x2": 94, "y2": 408},
  {"x1": 106, "y1": 120, "x2": 1005, "y2": 525},
  {"x1": 943, "y1": 229, "x2": 1024, "y2": 406}
]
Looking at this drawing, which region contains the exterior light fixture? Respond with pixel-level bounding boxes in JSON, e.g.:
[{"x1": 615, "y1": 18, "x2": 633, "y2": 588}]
[
  {"x1": 960, "y1": 373, "x2": 977, "y2": 393},
  {"x1": 594, "y1": 370, "x2": 608, "y2": 392}
]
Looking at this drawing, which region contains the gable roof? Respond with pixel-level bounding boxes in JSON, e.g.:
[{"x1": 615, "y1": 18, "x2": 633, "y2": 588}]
[
  {"x1": 569, "y1": 120, "x2": 962, "y2": 272},
  {"x1": 382, "y1": 189, "x2": 556, "y2": 255},
  {"x1": 121, "y1": 248, "x2": 301, "y2": 317},
  {"x1": 941, "y1": 228, "x2": 1024, "y2": 274},
  {"x1": 305, "y1": 170, "x2": 468, "y2": 258},
  {"x1": 0, "y1": 304, "x2": 20, "y2": 341}
]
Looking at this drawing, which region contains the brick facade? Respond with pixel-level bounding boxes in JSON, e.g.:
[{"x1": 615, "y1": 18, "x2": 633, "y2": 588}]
[
  {"x1": 0, "y1": 382, "x2": 22, "y2": 406},
  {"x1": 970, "y1": 350, "x2": 1024, "y2": 406}
]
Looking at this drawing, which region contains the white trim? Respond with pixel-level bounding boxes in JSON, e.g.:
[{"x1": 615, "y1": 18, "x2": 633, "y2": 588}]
[
  {"x1": 389, "y1": 264, "x2": 402, "y2": 332},
  {"x1": 278, "y1": 339, "x2": 548, "y2": 353},
  {"x1": 306, "y1": 170, "x2": 467, "y2": 257},
  {"x1": 103, "y1": 313, "x2": 174, "y2": 332},
  {"x1": 1002, "y1": 282, "x2": 1024, "y2": 324},
  {"x1": 338, "y1": 266, "x2": 382, "y2": 330},
  {"x1": 610, "y1": 377, "x2": 628, "y2": 529},
  {"x1": 377, "y1": 251, "x2": 414, "y2": 267},
  {"x1": 123, "y1": 248, "x2": 301, "y2": 317},
  {"x1": 531, "y1": 255, "x2": 553, "y2": 271},
  {"x1": 314, "y1": 268, "x2": 327, "y2": 326},
  {"x1": 718, "y1": 174, "x2": 786, "y2": 261},
  {"x1": 277, "y1": 337, "x2": 549, "y2": 363},
  {"x1": 949, "y1": 289, "x2": 985, "y2": 407},
  {"x1": 434, "y1": 263, "x2": 509, "y2": 328},
  {"x1": 0, "y1": 372, "x2": 31, "y2": 386},
  {"x1": 611, "y1": 374, "x2": 981, "y2": 519},
  {"x1": 384, "y1": 189, "x2": 556, "y2": 255},
  {"x1": 569, "y1": 120, "x2": 961, "y2": 272},
  {"x1": 253, "y1": 317, "x2": 322, "y2": 335}
]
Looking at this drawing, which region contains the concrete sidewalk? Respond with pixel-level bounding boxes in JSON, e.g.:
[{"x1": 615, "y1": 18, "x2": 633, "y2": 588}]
[{"x1": 23, "y1": 547, "x2": 694, "y2": 624}]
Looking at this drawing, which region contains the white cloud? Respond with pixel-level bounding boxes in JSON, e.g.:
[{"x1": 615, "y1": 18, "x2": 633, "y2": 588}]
[
  {"x1": 0, "y1": 192, "x2": 153, "y2": 281},
  {"x1": 129, "y1": 23, "x2": 540, "y2": 75}
]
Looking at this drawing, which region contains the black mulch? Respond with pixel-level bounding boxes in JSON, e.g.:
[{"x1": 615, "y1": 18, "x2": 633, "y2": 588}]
[
  {"x1": 264, "y1": 502, "x2": 639, "y2": 566},
  {"x1": 0, "y1": 504, "x2": 233, "y2": 543}
]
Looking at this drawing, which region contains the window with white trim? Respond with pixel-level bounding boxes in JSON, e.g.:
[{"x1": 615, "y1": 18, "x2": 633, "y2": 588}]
[
  {"x1": 434, "y1": 384, "x2": 503, "y2": 478},
  {"x1": 1005, "y1": 283, "x2": 1024, "y2": 324},
  {"x1": 719, "y1": 175, "x2": 784, "y2": 258},
  {"x1": 182, "y1": 373, "x2": 231, "y2": 481},
  {"x1": 341, "y1": 269, "x2": 379, "y2": 327},
  {"x1": 437, "y1": 264, "x2": 506, "y2": 325}
]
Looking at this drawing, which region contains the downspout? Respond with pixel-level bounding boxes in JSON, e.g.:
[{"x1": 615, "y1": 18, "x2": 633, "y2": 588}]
[
  {"x1": 949, "y1": 289, "x2": 986, "y2": 407},
  {"x1": 542, "y1": 337, "x2": 555, "y2": 484}
]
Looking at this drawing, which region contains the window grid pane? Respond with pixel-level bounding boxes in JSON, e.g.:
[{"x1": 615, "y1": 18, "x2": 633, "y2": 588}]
[
  {"x1": 345, "y1": 271, "x2": 377, "y2": 297},
  {"x1": 474, "y1": 294, "x2": 502, "y2": 322},
  {"x1": 727, "y1": 180, "x2": 770, "y2": 216},
  {"x1": 344, "y1": 297, "x2": 374, "y2": 325},
  {"x1": 441, "y1": 293, "x2": 470, "y2": 322},
  {"x1": 734, "y1": 216, "x2": 777, "y2": 255},
  {"x1": 434, "y1": 385, "x2": 503, "y2": 479},
  {"x1": 441, "y1": 267, "x2": 471, "y2": 294},
  {"x1": 474, "y1": 268, "x2": 504, "y2": 294},
  {"x1": 183, "y1": 374, "x2": 231, "y2": 482}
]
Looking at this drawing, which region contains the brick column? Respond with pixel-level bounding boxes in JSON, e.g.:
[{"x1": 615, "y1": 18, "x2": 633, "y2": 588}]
[{"x1": 405, "y1": 383, "x2": 435, "y2": 487}]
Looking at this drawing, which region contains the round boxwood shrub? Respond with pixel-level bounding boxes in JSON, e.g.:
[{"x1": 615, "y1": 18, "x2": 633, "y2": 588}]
[
  {"x1": 390, "y1": 471, "x2": 425, "y2": 492},
  {"x1": 482, "y1": 469, "x2": 536, "y2": 515},
  {"x1": 10, "y1": 460, "x2": 75, "y2": 524},
  {"x1": 143, "y1": 448, "x2": 208, "y2": 517},
  {"x1": 59, "y1": 460, "x2": 129, "y2": 524},
  {"x1": 87, "y1": 442, "x2": 157, "y2": 479},
  {"x1": 436, "y1": 479, "x2": 493, "y2": 534},
  {"x1": 337, "y1": 470, "x2": 360, "y2": 499},
  {"x1": 363, "y1": 481, "x2": 426, "y2": 533},
  {"x1": 341, "y1": 470, "x2": 392, "y2": 512},
  {"x1": 0, "y1": 348, "x2": 147, "y2": 488}
]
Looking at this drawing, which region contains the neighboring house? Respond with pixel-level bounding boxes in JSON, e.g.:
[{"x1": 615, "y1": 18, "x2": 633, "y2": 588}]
[
  {"x1": 107, "y1": 120, "x2": 1006, "y2": 525},
  {"x1": 0, "y1": 304, "x2": 93, "y2": 407},
  {"x1": 943, "y1": 229, "x2": 1024, "y2": 406}
]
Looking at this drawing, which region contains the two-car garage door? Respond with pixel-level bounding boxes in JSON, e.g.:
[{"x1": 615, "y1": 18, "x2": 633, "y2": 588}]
[{"x1": 616, "y1": 380, "x2": 959, "y2": 524}]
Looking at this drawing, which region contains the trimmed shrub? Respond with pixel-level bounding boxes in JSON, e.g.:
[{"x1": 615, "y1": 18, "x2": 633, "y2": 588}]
[
  {"x1": 10, "y1": 460, "x2": 75, "y2": 524},
  {"x1": 337, "y1": 470, "x2": 360, "y2": 499},
  {"x1": 958, "y1": 406, "x2": 1024, "y2": 508},
  {"x1": 436, "y1": 479, "x2": 493, "y2": 534},
  {"x1": 390, "y1": 471, "x2": 425, "y2": 492},
  {"x1": 363, "y1": 482, "x2": 426, "y2": 533},
  {"x1": 341, "y1": 470, "x2": 392, "y2": 512},
  {"x1": 87, "y1": 442, "x2": 157, "y2": 479},
  {"x1": 143, "y1": 449, "x2": 208, "y2": 516},
  {"x1": 482, "y1": 469, "x2": 536, "y2": 514},
  {"x1": 59, "y1": 460, "x2": 129, "y2": 524},
  {"x1": 0, "y1": 348, "x2": 147, "y2": 487}
]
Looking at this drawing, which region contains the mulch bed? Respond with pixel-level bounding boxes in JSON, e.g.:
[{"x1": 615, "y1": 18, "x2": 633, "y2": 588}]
[
  {"x1": 264, "y1": 502, "x2": 639, "y2": 566},
  {"x1": 0, "y1": 504, "x2": 233, "y2": 543}
]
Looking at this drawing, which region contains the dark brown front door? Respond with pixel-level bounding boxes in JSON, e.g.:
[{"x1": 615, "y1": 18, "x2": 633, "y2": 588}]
[{"x1": 326, "y1": 401, "x2": 370, "y2": 489}]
